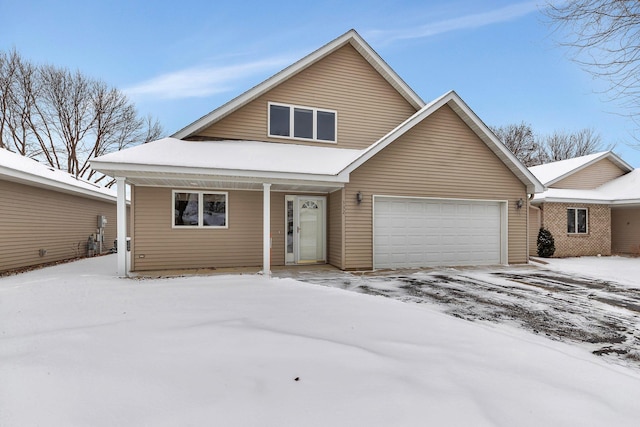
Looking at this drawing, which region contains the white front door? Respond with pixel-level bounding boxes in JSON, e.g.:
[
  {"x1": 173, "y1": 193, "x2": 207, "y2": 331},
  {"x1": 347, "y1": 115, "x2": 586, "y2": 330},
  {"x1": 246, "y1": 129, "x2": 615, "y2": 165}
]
[{"x1": 286, "y1": 196, "x2": 326, "y2": 264}]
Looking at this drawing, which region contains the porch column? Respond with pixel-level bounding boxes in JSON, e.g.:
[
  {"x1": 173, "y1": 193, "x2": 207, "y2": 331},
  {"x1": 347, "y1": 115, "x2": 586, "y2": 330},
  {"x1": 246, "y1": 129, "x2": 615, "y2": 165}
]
[
  {"x1": 116, "y1": 177, "x2": 127, "y2": 277},
  {"x1": 263, "y1": 183, "x2": 271, "y2": 277}
]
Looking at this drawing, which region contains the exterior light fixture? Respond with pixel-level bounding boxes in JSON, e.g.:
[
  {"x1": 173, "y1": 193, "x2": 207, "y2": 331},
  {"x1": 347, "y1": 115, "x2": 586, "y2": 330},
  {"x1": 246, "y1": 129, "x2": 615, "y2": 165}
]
[
  {"x1": 516, "y1": 198, "x2": 524, "y2": 209},
  {"x1": 356, "y1": 191, "x2": 363, "y2": 204}
]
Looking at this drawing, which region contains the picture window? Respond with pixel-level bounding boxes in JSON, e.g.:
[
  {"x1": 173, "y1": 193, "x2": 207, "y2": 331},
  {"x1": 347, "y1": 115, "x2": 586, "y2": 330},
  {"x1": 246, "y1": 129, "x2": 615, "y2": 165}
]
[{"x1": 174, "y1": 191, "x2": 227, "y2": 228}]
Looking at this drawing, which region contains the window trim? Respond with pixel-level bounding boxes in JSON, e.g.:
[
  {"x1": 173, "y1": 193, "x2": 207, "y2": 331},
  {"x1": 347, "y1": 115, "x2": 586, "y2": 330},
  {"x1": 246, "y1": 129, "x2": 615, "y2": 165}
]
[
  {"x1": 268, "y1": 101, "x2": 337, "y2": 143},
  {"x1": 172, "y1": 190, "x2": 229, "y2": 229},
  {"x1": 567, "y1": 207, "x2": 588, "y2": 234}
]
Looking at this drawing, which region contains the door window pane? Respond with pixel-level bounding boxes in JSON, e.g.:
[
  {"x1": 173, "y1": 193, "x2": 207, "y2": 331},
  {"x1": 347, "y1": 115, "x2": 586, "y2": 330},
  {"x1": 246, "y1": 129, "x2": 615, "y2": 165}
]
[
  {"x1": 270, "y1": 105, "x2": 290, "y2": 136},
  {"x1": 287, "y1": 200, "x2": 294, "y2": 254},
  {"x1": 294, "y1": 108, "x2": 313, "y2": 139},
  {"x1": 317, "y1": 110, "x2": 335, "y2": 141}
]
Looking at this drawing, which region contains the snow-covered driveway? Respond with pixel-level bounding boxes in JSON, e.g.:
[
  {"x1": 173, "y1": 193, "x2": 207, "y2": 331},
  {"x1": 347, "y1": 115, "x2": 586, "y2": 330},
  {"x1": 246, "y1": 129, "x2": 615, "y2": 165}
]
[
  {"x1": 2, "y1": 255, "x2": 640, "y2": 426},
  {"x1": 294, "y1": 257, "x2": 640, "y2": 368}
]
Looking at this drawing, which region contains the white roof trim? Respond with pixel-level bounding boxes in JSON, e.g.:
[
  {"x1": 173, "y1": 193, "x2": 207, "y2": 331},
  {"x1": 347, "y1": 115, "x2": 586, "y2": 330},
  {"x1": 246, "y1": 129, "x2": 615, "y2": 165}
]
[
  {"x1": 533, "y1": 196, "x2": 640, "y2": 206},
  {"x1": 338, "y1": 90, "x2": 545, "y2": 194},
  {"x1": 91, "y1": 162, "x2": 351, "y2": 184},
  {"x1": 172, "y1": 29, "x2": 424, "y2": 139}
]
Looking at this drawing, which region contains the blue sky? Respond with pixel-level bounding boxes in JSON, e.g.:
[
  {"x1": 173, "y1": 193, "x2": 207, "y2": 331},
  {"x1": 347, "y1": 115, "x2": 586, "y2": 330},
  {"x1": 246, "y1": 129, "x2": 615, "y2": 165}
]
[{"x1": 2, "y1": 0, "x2": 639, "y2": 166}]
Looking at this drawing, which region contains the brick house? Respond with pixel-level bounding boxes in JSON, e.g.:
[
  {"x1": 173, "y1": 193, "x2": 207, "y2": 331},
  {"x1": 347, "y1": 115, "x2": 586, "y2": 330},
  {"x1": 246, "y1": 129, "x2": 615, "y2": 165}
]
[{"x1": 529, "y1": 151, "x2": 640, "y2": 257}]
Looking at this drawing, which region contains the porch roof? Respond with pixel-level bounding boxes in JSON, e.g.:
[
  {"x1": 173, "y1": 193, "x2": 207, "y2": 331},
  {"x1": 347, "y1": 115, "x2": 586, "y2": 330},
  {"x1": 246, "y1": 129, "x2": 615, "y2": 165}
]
[{"x1": 90, "y1": 138, "x2": 363, "y2": 192}]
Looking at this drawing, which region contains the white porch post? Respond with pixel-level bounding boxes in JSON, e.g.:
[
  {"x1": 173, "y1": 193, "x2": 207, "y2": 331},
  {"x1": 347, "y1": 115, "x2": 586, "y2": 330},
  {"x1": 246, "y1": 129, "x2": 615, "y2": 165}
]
[
  {"x1": 116, "y1": 177, "x2": 127, "y2": 277},
  {"x1": 263, "y1": 183, "x2": 271, "y2": 277}
]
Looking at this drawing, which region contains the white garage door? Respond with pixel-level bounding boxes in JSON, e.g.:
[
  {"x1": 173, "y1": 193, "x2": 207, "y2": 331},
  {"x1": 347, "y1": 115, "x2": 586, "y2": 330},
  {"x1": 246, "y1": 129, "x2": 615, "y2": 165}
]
[{"x1": 374, "y1": 197, "x2": 504, "y2": 268}]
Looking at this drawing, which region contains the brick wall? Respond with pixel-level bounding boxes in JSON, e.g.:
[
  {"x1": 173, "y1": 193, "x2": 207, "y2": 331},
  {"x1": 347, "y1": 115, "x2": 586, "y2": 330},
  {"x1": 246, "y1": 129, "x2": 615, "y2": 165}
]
[{"x1": 540, "y1": 202, "x2": 611, "y2": 257}]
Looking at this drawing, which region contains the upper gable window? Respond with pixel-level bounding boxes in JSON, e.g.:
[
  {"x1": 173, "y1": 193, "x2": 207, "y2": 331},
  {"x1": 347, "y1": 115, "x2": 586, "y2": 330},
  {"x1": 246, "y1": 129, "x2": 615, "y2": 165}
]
[{"x1": 268, "y1": 102, "x2": 336, "y2": 143}]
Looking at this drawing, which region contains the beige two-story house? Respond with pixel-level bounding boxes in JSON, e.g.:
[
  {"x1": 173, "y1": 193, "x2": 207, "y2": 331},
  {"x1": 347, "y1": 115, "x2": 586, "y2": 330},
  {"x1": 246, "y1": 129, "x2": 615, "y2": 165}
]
[{"x1": 92, "y1": 30, "x2": 543, "y2": 275}]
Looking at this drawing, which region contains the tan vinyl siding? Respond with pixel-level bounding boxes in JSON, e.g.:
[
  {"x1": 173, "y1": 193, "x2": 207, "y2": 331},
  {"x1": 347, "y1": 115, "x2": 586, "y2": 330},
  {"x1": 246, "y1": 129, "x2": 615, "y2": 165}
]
[
  {"x1": 195, "y1": 45, "x2": 417, "y2": 149},
  {"x1": 270, "y1": 192, "x2": 286, "y2": 267},
  {"x1": 343, "y1": 105, "x2": 529, "y2": 270},
  {"x1": 0, "y1": 180, "x2": 118, "y2": 273},
  {"x1": 132, "y1": 187, "x2": 262, "y2": 271},
  {"x1": 328, "y1": 190, "x2": 344, "y2": 269},
  {"x1": 551, "y1": 158, "x2": 627, "y2": 189},
  {"x1": 131, "y1": 187, "x2": 299, "y2": 271},
  {"x1": 611, "y1": 207, "x2": 640, "y2": 254},
  {"x1": 529, "y1": 205, "x2": 541, "y2": 256}
]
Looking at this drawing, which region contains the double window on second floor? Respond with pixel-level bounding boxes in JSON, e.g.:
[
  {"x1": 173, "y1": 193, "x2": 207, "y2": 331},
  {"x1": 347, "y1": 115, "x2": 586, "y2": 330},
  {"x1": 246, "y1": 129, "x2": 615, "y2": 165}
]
[{"x1": 268, "y1": 102, "x2": 336, "y2": 143}]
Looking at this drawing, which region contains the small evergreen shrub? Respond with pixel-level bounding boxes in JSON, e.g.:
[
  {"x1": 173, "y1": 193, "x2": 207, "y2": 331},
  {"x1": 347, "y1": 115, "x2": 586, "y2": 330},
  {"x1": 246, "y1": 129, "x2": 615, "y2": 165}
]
[{"x1": 537, "y1": 227, "x2": 555, "y2": 258}]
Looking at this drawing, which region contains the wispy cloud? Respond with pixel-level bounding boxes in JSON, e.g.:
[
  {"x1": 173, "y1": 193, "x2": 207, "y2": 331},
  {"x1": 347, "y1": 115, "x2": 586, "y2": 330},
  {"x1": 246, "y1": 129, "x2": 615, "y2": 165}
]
[
  {"x1": 124, "y1": 56, "x2": 293, "y2": 100},
  {"x1": 367, "y1": 1, "x2": 540, "y2": 44}
]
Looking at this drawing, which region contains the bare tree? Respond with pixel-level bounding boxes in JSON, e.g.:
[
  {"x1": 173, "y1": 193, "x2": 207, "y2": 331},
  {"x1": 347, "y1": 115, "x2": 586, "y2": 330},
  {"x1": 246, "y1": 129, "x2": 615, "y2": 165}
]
[
  {"x1": 0, "y1": 48, "x2": 163, "y2": 181},
  {"x1": 491, "y1": 121, "x2": 609, "y2": 164},
  {"x1": 542, "y1": 127, "x2": 606, "y2": 161},
  {"x1": 545, "y1": 1, "x2": 640, "y2": 133},
  {"x1": 490, "y1": 122, "x2": 545, "y2": 166}
]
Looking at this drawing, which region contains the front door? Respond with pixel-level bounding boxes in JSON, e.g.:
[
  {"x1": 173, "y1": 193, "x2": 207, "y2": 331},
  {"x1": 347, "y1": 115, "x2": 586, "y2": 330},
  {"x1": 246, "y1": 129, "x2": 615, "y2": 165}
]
[{"x1": 286, "y1": 195, "x2": 326, "y2": 264}]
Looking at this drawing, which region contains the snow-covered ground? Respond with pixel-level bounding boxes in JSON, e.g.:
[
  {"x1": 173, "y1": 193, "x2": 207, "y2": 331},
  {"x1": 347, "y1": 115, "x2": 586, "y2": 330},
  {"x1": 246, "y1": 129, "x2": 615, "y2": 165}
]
[
  {"x1": 542, "y1": 255, "x2": 640, "y2": 288},
  {"x1": 2, "y1": 255, "x2": 640, "y2": 426}
]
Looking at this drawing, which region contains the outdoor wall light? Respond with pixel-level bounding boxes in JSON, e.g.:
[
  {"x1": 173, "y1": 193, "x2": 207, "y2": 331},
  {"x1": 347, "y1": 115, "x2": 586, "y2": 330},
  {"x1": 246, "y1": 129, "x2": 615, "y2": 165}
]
[
  {"x1": 516, "y1": 198, "x2": 524, "y2": 209},
  {"x1": 356, "y1": 191, "x2": 363, "y2": 204}
]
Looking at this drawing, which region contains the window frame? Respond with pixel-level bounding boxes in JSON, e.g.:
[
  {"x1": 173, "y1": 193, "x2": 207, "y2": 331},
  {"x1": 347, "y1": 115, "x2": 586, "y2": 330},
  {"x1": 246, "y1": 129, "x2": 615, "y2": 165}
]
[
  {"x1": 268, "y1": 102, "x2": 337, "y2": 143},
  {"x1": 567, "y1": 207, "x2": 588, "y2": 234},
  {"x1": 172, "y1": 190, "x2": 229, "y2": 229}
]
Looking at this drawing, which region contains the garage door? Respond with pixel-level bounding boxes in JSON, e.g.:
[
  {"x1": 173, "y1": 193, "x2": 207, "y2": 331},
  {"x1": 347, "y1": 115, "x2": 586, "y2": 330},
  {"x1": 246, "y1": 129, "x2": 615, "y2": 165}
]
[{"x1": 374, "y1": 197, "x2": 503, "y2": 268}]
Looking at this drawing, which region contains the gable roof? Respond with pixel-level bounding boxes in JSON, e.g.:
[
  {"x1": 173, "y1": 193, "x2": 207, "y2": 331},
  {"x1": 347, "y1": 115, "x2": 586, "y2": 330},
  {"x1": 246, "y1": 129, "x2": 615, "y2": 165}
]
[
  {"x1": 532, "y1": 169, "x2": 640, "y2": 205},
  {"x1": 93, "y1": 91, "x2": 545, "y2": 195},
  {"x1": 172, "y1": 29, "x2": 425, "y2": 139},
  {"x1": 338, "y1": 90, "x2": 545, "y2": 194},
  {"x1": 528, "y1": 151, "x2": 633, "y2": 186},
  {"x1": 0, "y1": 148, "x2": 118, "y2": 202}
]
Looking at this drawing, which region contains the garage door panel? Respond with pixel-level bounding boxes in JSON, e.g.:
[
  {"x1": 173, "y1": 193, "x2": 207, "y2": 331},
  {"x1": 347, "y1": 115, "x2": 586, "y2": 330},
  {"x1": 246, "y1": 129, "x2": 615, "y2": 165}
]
[{"x1": 374, "y1": 197, "x2": 503, "y2": 268}]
